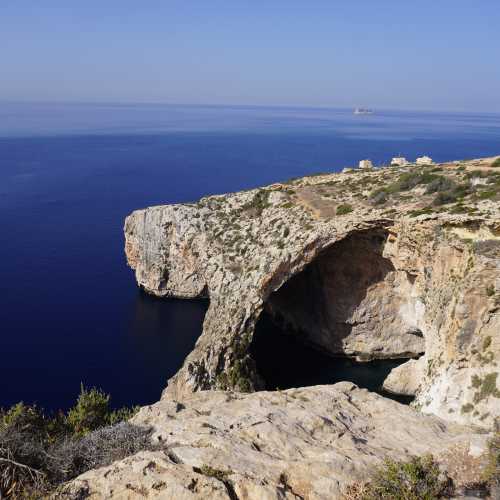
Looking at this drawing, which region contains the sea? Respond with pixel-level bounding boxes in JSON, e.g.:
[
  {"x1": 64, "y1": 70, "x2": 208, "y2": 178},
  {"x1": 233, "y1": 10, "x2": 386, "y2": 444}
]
[{"x1": 1, "y1": 102, "x2": 499, "y2": 411}]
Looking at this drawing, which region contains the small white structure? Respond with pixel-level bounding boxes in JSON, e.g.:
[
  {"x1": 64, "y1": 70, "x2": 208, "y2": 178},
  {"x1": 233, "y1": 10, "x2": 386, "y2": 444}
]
[
  {"x1": 391, "y1": 157, "x2": 408, "y2": 166},
  {"x1": 470, "y1": 176, "x2": 489, "y2": 187},
  {"x1": 358, "y1": 159, "x2": 373, "y2": 170},
  {"x1": 416, "y1": 155, "x2": 433, "y2": 166},
  {"x1": 342, "y1": 167, "x2": 354, "y2": 173}
]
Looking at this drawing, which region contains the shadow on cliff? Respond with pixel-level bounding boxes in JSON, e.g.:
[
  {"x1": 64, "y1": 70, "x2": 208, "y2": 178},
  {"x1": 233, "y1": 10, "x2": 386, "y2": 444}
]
[
  {"x1": 250, "y1": 229, "x2": 414, "y2": 404},
  {"x1": 251, "y1": 310, "x2": 413, "y2": 404},
  {"x1": 261, "y1": 229, "x2": 394, "y2": 353}
]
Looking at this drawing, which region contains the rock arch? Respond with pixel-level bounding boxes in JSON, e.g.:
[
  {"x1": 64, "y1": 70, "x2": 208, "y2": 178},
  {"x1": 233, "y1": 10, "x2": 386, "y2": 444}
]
[{"x1": 250, "y1": 228, "x2": 425, "y2": 396}]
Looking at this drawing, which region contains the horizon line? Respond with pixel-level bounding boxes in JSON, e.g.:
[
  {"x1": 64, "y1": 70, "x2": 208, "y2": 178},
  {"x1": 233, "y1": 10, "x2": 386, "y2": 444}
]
[{"x1": 1, "y1": 99, "x2": 499, "y2": 116}]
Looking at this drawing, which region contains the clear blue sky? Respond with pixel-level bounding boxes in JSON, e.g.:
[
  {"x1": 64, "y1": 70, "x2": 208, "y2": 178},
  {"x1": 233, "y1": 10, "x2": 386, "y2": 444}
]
[{"x1": 1, "y1": 1, "x2": 499, "y2": 111}]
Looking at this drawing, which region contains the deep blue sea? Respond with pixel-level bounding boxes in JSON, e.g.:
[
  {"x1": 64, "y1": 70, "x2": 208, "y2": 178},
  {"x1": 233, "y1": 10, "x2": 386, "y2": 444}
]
[{"x1": 1, "y1": 102, "x2": 499, "y2": 411}]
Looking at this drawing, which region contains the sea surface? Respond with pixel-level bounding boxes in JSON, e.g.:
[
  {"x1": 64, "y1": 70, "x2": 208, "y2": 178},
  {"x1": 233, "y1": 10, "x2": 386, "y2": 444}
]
[{"x1": 1, "y1": 102, "x2": 499, "y2": 411}]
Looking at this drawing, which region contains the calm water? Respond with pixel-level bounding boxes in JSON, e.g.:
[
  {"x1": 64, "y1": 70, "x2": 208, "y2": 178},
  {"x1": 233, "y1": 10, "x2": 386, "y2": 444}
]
[
  {"x1": 252, "y1": 311, "x2": 415, "y2": 404},
  {"x1": 1, "y1": 103, "x2": 499, "y2": 411}
]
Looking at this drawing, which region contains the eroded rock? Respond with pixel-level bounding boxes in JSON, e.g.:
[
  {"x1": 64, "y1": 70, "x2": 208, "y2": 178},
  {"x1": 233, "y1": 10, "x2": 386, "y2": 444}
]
[
  {"x1": 124, "y1": 157, "x2": 500, "y2": 428},
  {"x1": 383, "y1": 357, "x2": 425, "y2": 396},
  {"x1": 62, "y1": 384, "x2": 491, "y2": 499}
]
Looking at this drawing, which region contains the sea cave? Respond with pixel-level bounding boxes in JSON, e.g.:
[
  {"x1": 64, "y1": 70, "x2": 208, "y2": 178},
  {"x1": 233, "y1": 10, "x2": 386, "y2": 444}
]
[{"x1": 250, "y1": 228, "x2": 424, "y2": 404}]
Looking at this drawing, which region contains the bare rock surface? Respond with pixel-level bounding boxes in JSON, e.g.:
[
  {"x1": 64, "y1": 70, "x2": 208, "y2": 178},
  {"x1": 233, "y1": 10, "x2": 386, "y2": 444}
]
[
  {"x1": 125, "y1": 156, "x2": 500, "y2": 429},
  {"x1": 63, "y1": 383, "x2": 490, "y2": 499},
  {"x1": 382, "y1": 357, "x2": 425, "y2": 396}
]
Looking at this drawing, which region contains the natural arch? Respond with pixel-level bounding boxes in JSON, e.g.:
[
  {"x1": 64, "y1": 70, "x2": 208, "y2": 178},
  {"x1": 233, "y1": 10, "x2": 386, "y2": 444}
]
[{"x1": 250, "y1": 229, "x2": 424, "y2": 402}]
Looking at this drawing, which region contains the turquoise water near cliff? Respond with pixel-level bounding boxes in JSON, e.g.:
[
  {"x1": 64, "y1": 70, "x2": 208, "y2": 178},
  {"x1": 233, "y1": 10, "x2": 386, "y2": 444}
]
[{"x1": 1, "y1": 103, "x2": 499, "y2": 411}]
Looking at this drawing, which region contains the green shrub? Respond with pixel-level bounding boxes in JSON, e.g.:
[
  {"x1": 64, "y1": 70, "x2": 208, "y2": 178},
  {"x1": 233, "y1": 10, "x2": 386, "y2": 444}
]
[
  {"x1": 67, "y1": 385, "x2": 111, "y2": 435},
  {"x1": 370, "y1": 188, "x2": 388, "y2": 205},
  {"x1": 362, "y1": 455, "x2": 447, "y2": 500},
  {"x1": 483, "y1": 433, "x2": 500, "y2": 490},
  {"x1": 396, "y1": 172, "x2": 423, "y2": 191},
  {"x1": 197, "y1": 464, "x2": 233, "y2": 482},
  {"x1": 419, "y1": 172, "x2": 441, "y2": 184},
  {"x1": 108, "y1": 406, "x2": 140, "y2": 426},
  {"x1": 432, "y1": 181, "x2": 472, "y2": 205},
  {"x1": 491, "y1": 158, "x2": 500, "y2": 168},
  {"x1": 424, "y1": 176, "x2": 455, "y2": 194},
  {"x1": 461, "y1": 403, "x2": 474, "y2": 413},
  {"x1": 448, "y1": 203, "x2": 467, "y2": 213},
  {"x1": 65, "y1": 384, "x2": 139, "y2": 436},
  {"x1": 337, "y1": 204, "x2": 353, "y2": 215},
  {"x1": 483, "y1": 336, "x2": 493, "y2": 350},
  {"x1": 371, "y1": 171, "x2": 444, "y2": 202},
  {"x1": 408, "y1": 207, "x2": 434, "y2": 218},
  {"x1": 242, "y1": 189, "x2": 271, "y2": 215},
  {"x1": 433, "y1": 191, "x2": 457, "y2": 206},
  {"x1": 478, "y1": 189, "x2": 497, "y2": 200},
  {"x1": 452, "y1": 183, "x2": 472, "y2": 198},
  {"x1": 0, "y1": 387, "x2": 143, "y2": 498},
  {"x1": 1, "y1": 402, "x2": 45, "y2": 432},
  {"x1": 472, "y1": 373, "x2": 500, "y2": 403}
]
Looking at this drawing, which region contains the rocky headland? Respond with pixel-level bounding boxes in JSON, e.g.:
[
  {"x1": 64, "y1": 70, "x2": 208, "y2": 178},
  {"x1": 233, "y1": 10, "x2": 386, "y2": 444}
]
[
  {"x1": 125, "y1": 155, "x2": 500, "y2": 429},
  {"x1": 67, "y1": 156, "x2": 499, "y2": 498}
]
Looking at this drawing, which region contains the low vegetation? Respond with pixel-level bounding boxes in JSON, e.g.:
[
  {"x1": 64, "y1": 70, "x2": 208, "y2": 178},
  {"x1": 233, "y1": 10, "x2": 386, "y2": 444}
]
[
  {"x1": 344, "y1": 446, "x2": 500, "y2": 499},
  {"x1": 0, "y1": 386, "x2": 151, "y2": 498},
  {"x1": 491, "y1": 158, "x2": 500, "y2": 168},
  {"x1": 242, "y1": 189, "x2": 271, "y2": 215},
  {"x1": 337, "y1": 203, "x2": 353, "y2": 215},
  {"x1": 196, "y1": 464, "x2": 233, "y2": 482},
  {"x1": 471, "y1": 373, "x2": 500, "y2": 403},
  {"x1": 483, "y1": 433, "x2": 500, "y2": 491},
  {"x1": 364, "y1": 455, "x2": 446, "y2": 499},
  {"x1": 366, "y1": 167, "x2": 499, "y2": 208},
  {"x1": 369, "y1": 171, "x2": 441, "y2": 205},
  {"x1": 344, "y1": 455, "x2": 449, "y2": 499},
  {"x1": 424, "y1": 176, "x2": 455, "y2": 194}
]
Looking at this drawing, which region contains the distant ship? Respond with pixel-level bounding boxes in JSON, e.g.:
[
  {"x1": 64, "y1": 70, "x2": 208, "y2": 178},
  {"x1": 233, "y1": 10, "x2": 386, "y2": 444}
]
[{"x1": 353, "y1": 107, "x2": 374, "y2": 115}]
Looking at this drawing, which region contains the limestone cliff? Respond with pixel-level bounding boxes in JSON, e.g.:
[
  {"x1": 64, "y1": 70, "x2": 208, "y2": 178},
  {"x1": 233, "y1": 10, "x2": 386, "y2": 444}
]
[{"x1": 125, "y1": 156, "x2": 500, "y2": 429}]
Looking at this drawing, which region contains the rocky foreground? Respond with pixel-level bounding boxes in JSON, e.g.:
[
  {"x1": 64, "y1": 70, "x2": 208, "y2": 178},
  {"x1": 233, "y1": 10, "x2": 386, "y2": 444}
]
[
  {"x1": 64, "y1": 156, "x2": 500, "y2": 498},
  {"x1": 65, "y1": 383, "x2": 489, "y2": 499}
]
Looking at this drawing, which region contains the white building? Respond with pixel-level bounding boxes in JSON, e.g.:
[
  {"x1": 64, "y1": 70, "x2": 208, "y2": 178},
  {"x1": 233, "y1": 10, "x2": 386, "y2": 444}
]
[
  {"x1": 391, "y1": 157, "x2": 408, "y2": 166},
  {"x1": 358, "y1": 159, "x2": 373, "y2": 170},
  {"x1": 416, "y1": 156, "x2": 433, "y2": 166}
]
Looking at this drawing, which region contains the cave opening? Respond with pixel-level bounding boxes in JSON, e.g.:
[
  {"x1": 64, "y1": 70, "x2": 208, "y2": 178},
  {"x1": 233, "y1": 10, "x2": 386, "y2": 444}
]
[
  {"x1": 250, "y1": 229, "x2": 421, "y2": 404},
  {"x1": 251, "y1": 310, "x2": 414, "y2": 404}
]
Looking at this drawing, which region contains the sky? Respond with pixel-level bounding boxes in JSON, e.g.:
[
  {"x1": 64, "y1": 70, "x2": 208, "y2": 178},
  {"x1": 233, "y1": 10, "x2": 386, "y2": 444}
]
[{"x1": 1, "y1": 1, "x2": 500, "y2": 112}]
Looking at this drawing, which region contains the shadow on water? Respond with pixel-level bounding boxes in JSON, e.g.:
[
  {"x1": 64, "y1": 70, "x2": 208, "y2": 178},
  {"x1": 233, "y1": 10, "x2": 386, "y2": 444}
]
[
  {"x1": 116, "y1": 290, "x2": 209, "y2": 407},
  {"x1": 251, "y1": 310, "x2": 415, "y2": 405}
]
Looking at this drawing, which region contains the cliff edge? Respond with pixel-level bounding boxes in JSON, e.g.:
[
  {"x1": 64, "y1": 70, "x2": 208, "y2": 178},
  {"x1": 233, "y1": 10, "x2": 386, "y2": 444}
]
[{"x1": 125, "y1": 156, "x2": 500, "y2": 429}]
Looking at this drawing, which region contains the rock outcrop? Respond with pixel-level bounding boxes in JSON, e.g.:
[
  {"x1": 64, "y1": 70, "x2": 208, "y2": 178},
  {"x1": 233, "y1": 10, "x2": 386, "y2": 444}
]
[
  {"x1": 382, "y1": 357, "x2": 425, "y2": 396},
  {"x1": 124, "y1": 156, "x2": 500, "y2": 429},
  {"x1": 64, "y1": 383, "x2": 490, "y2": 499}
]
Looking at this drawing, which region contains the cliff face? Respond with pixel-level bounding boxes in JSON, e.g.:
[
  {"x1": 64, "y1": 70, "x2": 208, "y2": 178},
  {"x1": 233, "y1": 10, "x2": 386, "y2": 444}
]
[{"x1": 125, "y1": 156, "x2": 500, "y2": 428}]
